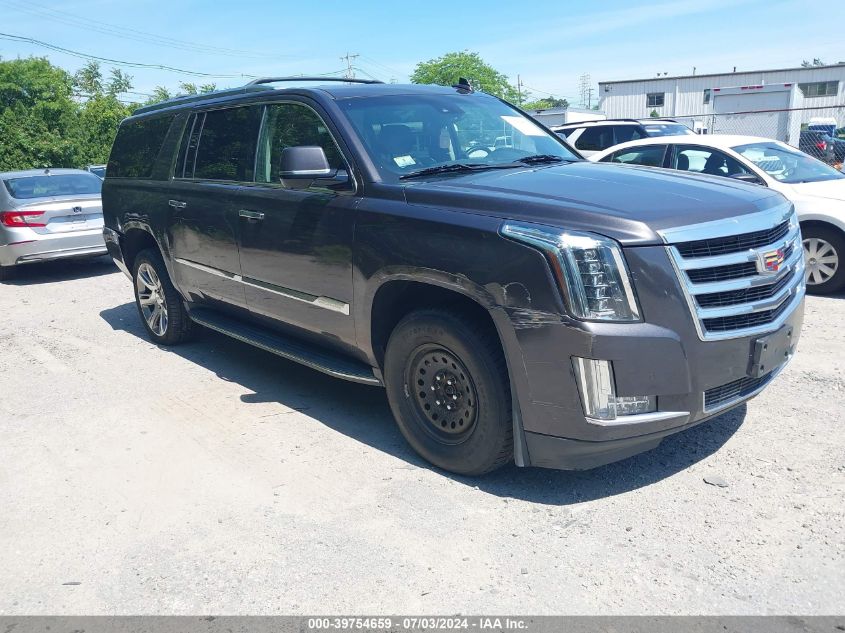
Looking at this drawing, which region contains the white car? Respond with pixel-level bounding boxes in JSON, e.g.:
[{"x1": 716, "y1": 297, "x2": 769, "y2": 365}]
[{"x1": 589, "y1": 135, "x2": 845, "y2": 294}]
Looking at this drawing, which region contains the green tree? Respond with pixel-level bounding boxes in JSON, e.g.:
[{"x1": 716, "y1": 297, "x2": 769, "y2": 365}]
[
  {"x1": 411, "y1": 51, "x2": 519, "y2": 102},
  {"x1": 522, "y1": 97, "x2": 570, "y2": 111},
  {"x1": 147, "y1": 86, "x2": 173, "y2": 104},
  {"x1": 0, "y1": 57, "x2": 79, "y2": 170},
  {"x1": 106, "y1": 68, "x2": 133, "y2": 96},
  {"x1": 73, "y1": 60, "x2": 103, "y2": 96}
]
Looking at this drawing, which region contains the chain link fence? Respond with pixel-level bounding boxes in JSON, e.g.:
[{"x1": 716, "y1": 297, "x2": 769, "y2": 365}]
[{"x1": 682, "y1": 105, "x2": 845, "y2": 169}]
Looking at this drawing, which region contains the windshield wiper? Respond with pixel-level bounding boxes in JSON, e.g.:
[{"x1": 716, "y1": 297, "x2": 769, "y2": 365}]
[
  {"x1": 400, "y1": 163, "x2": 491, "y2": 180},
  {"x1": 513, "y1": 154, "x2": 567, "y2": 165}
]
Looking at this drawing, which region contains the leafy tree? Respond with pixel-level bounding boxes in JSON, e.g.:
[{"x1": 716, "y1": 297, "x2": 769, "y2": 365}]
[
  {"x1": 0, "y1": 57, "x2": 79, "y2": 170},
  {"x1": 650, "y1": 109, "x2": 660, "y2": 118},
  {"x1": 411, "y1": 51, "x2": 519, "y2": 102},
  {"x1": 106, "y1": 68, "x2": 133, "y2": 96},
  {"x1": 73, "y1": 60, "x2": 103, "y2": 96},
  {"x1": 148, "y1": 86, "x2": 173, "y2": 104},
  {"x1": 801, "y1": 58, "x2": 825, "y2": 67},
  {"x1": 0, "y1": 56, "x2": 134, "y2": 170},
  {"x1": 177, "y1": 82, "x2": 217, "y2": 96},
  {"x1": 522, "y1": 97, "x2": 570, "y2": 111}
]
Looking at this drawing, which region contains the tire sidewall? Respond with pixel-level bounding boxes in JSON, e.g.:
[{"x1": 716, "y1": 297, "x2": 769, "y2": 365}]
[{"x1": 384, "y1": 311, "x2": 511, "y2": 475}]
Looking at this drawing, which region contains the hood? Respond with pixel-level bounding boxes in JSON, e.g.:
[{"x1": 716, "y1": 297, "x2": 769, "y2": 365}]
[
  {"x1": 402, "y1": 161, "x2": 785, "y2": 245},
  {"x1": 787, "y1": 177, "x2": 845, "y2": 202}
]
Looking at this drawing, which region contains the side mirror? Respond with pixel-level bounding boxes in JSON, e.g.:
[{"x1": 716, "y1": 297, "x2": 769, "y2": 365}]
[
  {"x1": 279, "y1": 146, "x2": 332, "y2": 178},
  {"x1": 729, "y1": 173, "x2": 764, "y2": 186}
]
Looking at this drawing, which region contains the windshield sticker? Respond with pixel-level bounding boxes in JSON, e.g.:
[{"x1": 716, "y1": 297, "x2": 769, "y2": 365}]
[
  {"x1": 501, "y1": 115, "x2": 545, "y2": 137},
  {"x1": 393, "y1": 155, "x2": 416, "y2": 167}
]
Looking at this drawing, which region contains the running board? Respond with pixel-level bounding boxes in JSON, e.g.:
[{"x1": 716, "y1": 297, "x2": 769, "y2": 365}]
[{"x1": 188, "y1": 307, "x2": 382, "y2": 386}]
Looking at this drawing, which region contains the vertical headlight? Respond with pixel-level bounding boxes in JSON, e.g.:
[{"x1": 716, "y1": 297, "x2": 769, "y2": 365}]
[{"x1": 501, "y1": 223, "x2": 640, "y2": 321}]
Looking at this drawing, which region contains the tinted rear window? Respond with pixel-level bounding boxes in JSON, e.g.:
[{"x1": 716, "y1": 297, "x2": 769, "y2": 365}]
[
  {"x1": 3, "y1": 173, "x2": 102, "y2": 199},
  {"x1": 108, "y1": 115, "x2": 174, "y2": 178}
]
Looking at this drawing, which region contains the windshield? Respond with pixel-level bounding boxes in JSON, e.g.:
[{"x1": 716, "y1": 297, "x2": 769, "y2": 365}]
[
  {"x1": 88, "y1": 166, "x2": 106, "y2": 178},
  {"x1": 642, "y1": 123, "x2": 696, "y2": 137},
  {"x1": 337, "y1": 93, "x2": 580, "y2": 181},
  {"x1": 3, "y1": 173, "x2": 103, "y2": 199},
  {"x1": 733, "y1": 142, "x2": 845, "y2": 184}
]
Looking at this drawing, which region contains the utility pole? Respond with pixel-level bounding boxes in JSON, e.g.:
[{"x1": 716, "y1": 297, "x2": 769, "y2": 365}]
[
  {"x1": 579, "y1": 73, "x2": 593, "y2": 108},
  {"x1": 517, "y1": 74, "x2": 524, "y2": 106},
  {"x1": 341, "y1": 52, "x2": 359, "y2": 79}
]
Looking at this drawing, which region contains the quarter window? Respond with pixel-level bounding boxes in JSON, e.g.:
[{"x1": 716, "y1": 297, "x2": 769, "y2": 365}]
[
  {"x1": 799, "y1": 81, "x2": 839, "y2": 98},
  {"x1": 646, "y1": 93, "x2": 665, "y2": 108},
  {"x1": 193, "y1": 106, "x2": 263, "y2": 181},
  {"x1": 604, "y1": 145, "x2": 667, "y2": 167},
  {"x1": 255, "y1": 103, "x2": 345, "y2": 185},
  {"x1": 108, "y1": 115, "x2": 174, "y2": 179},
  {"x1": 574, "y1": 126, "x2": 614, "y2": 152}
]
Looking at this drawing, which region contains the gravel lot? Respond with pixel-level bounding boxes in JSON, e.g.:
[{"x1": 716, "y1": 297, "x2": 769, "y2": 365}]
[{"x1": 0, "y1": 258, "x2": 843, "y2": 615}]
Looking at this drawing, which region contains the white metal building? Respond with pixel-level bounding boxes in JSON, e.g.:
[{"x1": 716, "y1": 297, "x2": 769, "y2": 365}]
[{"x1": 598, "y1": 63, "x2": 845, "y2": 125}]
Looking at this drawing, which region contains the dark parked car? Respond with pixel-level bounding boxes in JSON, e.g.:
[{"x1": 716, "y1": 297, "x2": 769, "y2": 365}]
[
  {"x1": 799, "y1": 130, "x2": 844, "y2": 164},
  {"x1": 102, "y1": 78, "x2": 804, "y2": 475}
]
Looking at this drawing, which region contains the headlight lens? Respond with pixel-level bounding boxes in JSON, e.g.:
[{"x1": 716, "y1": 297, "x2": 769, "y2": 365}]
[{"x1": 501, "y1": 223, "x2": 640, "y2": 321}]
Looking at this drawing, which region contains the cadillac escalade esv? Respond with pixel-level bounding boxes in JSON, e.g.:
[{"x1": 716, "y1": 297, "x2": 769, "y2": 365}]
[{"x1": 102, "y1": 78, "x2": 805, "y2": 475}]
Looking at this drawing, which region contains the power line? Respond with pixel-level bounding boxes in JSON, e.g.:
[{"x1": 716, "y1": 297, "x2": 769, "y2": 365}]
[
  {"x1": 0, "y1": 0, "x2": 284, "y2": 59},
  {"x1": 0, "y1": 31, "x2": 259, "y2": 79},
  {"x1": 340, "y1": 52, "x2": 359, "y2": 79}
]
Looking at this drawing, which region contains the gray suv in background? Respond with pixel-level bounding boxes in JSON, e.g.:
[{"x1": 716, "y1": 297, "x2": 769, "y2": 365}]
[
  {"x1": 0, "y1": 168, "x2": 106, "y2": 280},
  {"x1": 555, "y1": 118, "x2": 696, "y2": 157}
]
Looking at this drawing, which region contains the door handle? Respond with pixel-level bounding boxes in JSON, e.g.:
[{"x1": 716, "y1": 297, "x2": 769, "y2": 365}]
[
  {"x1": 168, "y1": 200, "x2": 187, "y2": 209},
  {"x1": 239, "y1": 209, "x2": 265, "y2": 221}
]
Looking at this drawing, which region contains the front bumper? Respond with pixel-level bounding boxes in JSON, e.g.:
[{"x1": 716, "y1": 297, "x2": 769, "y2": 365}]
[
  {"x1": 509, "y1": 244, "x2": 805, "y2": 471},
  {"x1": 0, "y1": 227, "x2": 107, "y2": 267}
]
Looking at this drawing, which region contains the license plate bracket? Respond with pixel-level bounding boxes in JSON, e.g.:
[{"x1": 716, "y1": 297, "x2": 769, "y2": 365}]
[{"x1": 749, "y1": 325, "x2": 795, "y2": 378}]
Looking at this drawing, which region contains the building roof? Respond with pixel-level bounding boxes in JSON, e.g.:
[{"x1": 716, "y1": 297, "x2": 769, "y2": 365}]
[{"x1": 600, "y1": 63, "x2": 845, "y2": 86}]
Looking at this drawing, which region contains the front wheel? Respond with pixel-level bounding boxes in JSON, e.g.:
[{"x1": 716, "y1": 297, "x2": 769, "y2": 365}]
[
  {"x1": 803, "y1": 225, "x2": 845, "y2": 295},
  {"x1": 132, "y1": 249, "x2": 193, "y2": 345},
  {"x1": 383, "y1": 309, "x2": 513, "y2": 475}
]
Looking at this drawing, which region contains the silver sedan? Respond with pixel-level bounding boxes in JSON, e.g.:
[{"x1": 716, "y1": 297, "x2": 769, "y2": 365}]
[{"x1": 0, "y1": 168, "x2": 107, "y2": 280}]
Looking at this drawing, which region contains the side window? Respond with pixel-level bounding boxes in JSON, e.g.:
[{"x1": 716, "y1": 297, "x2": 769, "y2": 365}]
[
  {"x1": 674, "y1": 145, "x2": 749, "y2": 177},
  {"x1": 255, "y1": 103, "x2": 345, "y2": 185},
  {"x1": 107, "y1": 115, "x2": 174, "y2": 178},
  {"x1": 558, "y1": 128, "x2": 577, "y2": 138},
  {"x1": 175, "y1": 113, "x2": 203, "y2": 179},
  {"x1": 193, "y1": 106, "x2": 263, "y2": 181},
  {"x1": 607, "y1": 145, "x2": 667, "y2": 167},
  {"x1": 613, "y1": 125, "x2": 645, "y2": 144},
  {"x1": 574, "y1": 126, "x2": 614, "y2": 151}
]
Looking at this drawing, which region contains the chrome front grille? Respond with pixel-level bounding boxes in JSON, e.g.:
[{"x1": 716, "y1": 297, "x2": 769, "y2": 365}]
[{"x1": 659, "y1": 204, "x2": 806, "y2": 341}]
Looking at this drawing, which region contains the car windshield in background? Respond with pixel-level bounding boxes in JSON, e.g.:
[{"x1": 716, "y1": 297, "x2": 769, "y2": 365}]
[
  {"x1": 337, "y1": 94, "x2": 580, "y2": 181},
  {"x1": 733, "y1": 142, "x2": 845, "y2": 184},
  {"x1": 3, "y1": 173, "x2": 103, "y2": 199},
  {"x1": 641, "y1": 123, "x2": 696, "y2": 137}
]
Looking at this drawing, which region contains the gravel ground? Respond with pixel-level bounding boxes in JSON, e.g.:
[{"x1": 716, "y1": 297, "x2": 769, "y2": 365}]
[{"x1": 0, "y1": 258, "x2": 843, "y2": 615}]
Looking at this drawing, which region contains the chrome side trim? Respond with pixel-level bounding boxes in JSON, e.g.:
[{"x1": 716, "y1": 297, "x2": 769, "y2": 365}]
[
  {"x1": 585, "y1": 410, "x2": 690, "y2": 427},
  {"x1": 173, "y1": 258, "x2": 350, "y2": 315}
]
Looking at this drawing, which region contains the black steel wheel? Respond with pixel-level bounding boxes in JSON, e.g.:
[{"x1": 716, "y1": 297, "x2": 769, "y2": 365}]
[{"x1": 384, "y1": 308, "x2": 513, "y2": 475}]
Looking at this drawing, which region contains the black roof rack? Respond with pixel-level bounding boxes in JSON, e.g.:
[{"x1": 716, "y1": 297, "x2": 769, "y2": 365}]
[{"x1": 246, "y1": 76, "x2": 384, "y2": 86}]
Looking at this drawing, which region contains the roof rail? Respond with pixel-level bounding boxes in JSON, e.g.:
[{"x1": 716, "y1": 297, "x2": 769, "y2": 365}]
[{"x1": 245, "y1": 76, "x2": 384, "y2": 86}]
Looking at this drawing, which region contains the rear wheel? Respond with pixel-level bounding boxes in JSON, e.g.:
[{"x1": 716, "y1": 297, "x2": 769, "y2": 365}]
[
  {"x1": 132, "y1": 249, "x2": 193, "y2": 345},
  {"x1": 383, "y1": 309, "x2": 513, "y2": 475},
  {"x1": 803, "y1": 225, "x2": 845, "y2": 295}
]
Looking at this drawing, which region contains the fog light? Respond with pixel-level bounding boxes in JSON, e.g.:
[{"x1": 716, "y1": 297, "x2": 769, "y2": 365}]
[{"x1": 572, "y1": 357, "x2": 656, "y2": 421}]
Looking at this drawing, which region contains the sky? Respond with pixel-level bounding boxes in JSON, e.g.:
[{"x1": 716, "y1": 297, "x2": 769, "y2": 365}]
[{"x1": 1, "y1": 0, "x2": 844, "y2": 105}]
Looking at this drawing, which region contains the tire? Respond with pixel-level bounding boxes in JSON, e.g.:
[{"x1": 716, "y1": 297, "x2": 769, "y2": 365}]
[
  {"x1": 132, "y1": 248, "x2": 193, "y2": 345},
  {"x1": 383, "y1": 309, "x2": 513, "y2": 476},
  {"x1": 803, "y1": 225, "x2": 845, "y2": 295},
  {"x1": 0, "y1": 265, "x2": 14, "y2": 282}
]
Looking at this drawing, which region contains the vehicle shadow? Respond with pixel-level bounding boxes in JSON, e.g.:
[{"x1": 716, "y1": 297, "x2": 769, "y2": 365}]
[
  {"x1": 2, "y1": 256, "x2": 116, "y2": 286},
  {"x1": 99, "y1": 301, "x2": 746, "y2": 506}
]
